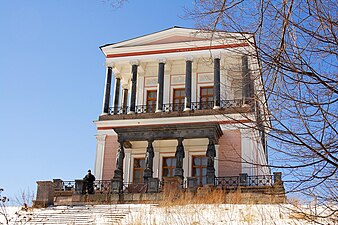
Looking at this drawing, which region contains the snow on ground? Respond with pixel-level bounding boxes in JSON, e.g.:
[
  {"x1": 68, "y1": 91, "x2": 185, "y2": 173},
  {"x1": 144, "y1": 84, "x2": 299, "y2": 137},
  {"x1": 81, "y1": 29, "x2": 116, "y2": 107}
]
[
  {"x1": 121, "y1": 204, "x2": 337, "y2": 225},
  {"x1": 1, "y1": 204, "x2": 336, "y2": 225}
]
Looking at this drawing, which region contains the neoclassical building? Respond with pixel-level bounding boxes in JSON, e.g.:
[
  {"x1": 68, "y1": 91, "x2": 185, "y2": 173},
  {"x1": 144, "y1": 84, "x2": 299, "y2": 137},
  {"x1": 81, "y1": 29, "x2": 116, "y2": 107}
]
[{"x1": 94, "y1": 27, "x2": 269, "y2": 188}]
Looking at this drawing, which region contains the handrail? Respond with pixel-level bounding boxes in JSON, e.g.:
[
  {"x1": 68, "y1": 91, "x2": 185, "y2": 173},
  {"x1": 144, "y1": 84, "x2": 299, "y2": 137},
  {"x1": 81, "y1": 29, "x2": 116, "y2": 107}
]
[
  {"x1": 108, "y1": 99, "x2": 244, "y2": 115},
  {"x1": 55, "y1": 174, "x2": 275, "y2": 194}
]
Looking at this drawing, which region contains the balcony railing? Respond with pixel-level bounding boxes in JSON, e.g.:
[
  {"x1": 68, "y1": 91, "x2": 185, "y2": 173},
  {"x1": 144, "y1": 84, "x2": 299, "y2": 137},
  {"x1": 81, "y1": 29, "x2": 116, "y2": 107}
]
[
  {"x1": 53, "y1": 174, "x2": 277, "y2": 196},
  {"x1": 215, "y1": 175, "x2": 274, "y2": 188},
  {"x1": 109, "y1": 99, "x2": 243, "y2": 115}
]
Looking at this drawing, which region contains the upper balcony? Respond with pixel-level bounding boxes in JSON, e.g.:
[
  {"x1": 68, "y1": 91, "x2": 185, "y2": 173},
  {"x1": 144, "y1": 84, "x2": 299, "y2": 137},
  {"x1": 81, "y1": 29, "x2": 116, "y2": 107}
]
[
  {"x1": 99, "y1": 99, "x2": 254, "y2": 121},
  {"x1": 98, "y1": 27, "x2": 263, "y2": 122}
]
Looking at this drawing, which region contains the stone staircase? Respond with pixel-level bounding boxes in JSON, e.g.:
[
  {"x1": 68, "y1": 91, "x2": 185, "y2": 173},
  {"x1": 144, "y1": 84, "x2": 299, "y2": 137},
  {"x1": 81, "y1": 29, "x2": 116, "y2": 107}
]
[{"x1": 8, "y1": 204, "x2": 148, "y2": 225}]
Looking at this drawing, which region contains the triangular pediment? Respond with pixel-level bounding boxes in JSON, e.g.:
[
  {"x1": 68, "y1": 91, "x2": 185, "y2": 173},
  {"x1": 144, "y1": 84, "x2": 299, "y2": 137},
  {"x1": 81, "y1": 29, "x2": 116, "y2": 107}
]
[{"x1": 101, "y1": 27, "x2": 210, "y2": 49}]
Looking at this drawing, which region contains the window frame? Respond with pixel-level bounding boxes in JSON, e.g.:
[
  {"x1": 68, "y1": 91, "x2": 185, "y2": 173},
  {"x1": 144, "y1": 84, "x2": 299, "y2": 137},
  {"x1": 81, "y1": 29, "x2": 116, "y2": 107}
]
[
  {"x1": 146, "y1": 90, "x2": 157, "y2": 113},
  {"x1": 132, "y1": 158, "x2": 145, "y2": 184},
  {"x1": 192, "y1": 155, "x2": 208, "y2": 186},
  {"x1": 162, "y1": 156, "x2": 176, "y2": 178}
]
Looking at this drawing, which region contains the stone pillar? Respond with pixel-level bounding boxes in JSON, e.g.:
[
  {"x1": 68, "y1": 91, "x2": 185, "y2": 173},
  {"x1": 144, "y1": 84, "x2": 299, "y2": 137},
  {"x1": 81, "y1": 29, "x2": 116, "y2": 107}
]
[
  {"x1": 94, "y1": 135, "x2": 106, "y2": 180},
  {"x1": 143, "y1": 140, "x2": 155, "y2": 181},
  {"x1": 184, "y1": 56, "x2": 193, "y2": 111},
  {"x1": 102, "y1": 65, "x2": 113, "y2": 115},
  {"x1": 174, "y1": 137, "x2": 185, "y2": 179},
  {"x1": 122, "y1": 87, "x2": 128, "y2": 114},
  {"x1": 273, "y1": 172, "x2": 283, "y2": 185},
  {"x1": 156, "y1": 58, "x2": 166, "y2": 113},
  {"x1": 129, "y1": 61, "x2": 139, "y2": 114},
  {"x1": 206, "y1": 139, "x2": 216, "y2": 185},
  {"x1": 239, "y1": 173, "x2": 248, "y2": 186},
  {"x1": 113, "y1": 75, "x2": 121, "y2": 114},
  {"x1": 213, "y1": 57, "x2": 221, "y2": 109},
  {"x1": 33, "y1": 181, "x2": 54, "y2": 208}
]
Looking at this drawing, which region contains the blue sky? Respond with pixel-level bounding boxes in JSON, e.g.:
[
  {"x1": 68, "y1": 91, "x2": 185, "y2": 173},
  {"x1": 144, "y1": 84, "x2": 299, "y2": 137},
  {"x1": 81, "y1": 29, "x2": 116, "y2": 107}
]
[{"x1": 0, "y1": 0, "x2": 194, "y2": 201}]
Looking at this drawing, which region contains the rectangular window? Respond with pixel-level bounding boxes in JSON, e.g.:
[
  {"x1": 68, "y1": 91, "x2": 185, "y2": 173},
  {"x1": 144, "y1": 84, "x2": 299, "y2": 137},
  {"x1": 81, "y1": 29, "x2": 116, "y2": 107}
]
[
  {"x1": 200, "y1": 86, "x2": 214, "y2": 109},
  {"x1": 133, "y1": 158, "x2": 145, "y2": 184},
  {"x1": 173, "y1": 88, "x2": 185, "y2": 111},
  {"x1": 146, "y1": 90, "x2": 157, "y2": 113},
  {"x1": 162, "y1": 157, "x2": 176, "y2": 178},
  {"x1": 192, "y1": 155, "x2": 208, "y2": 186}
]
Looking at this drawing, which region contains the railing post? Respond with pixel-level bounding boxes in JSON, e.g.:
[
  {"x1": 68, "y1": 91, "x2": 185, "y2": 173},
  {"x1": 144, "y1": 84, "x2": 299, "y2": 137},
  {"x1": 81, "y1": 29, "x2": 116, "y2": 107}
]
[
  {"x1": 53, "y1": 179, "x2": 63, "y2": 191},
  {"x1": 187, "y1": 177, "x2": 198, "y2": 192},
  {"x1": 147, "y1": 178, "x2": 160, "y2": 193},
  {"x1": 75, "y1": 179, "x2": 84, "y2": 194},
  {"x1": 33, "y1": 181, "x2": 54, "y2": 208},
  {"x1": 273, "y1": 172, "x2": 283, "y2": 185},
  {"x1": 239, "y1": 173, "x2": 248, "y2": 186}
]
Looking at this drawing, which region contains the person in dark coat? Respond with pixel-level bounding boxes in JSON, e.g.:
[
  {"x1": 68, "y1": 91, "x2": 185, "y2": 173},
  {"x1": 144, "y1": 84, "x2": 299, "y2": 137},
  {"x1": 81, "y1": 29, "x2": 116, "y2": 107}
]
[{"x1": 83, "y1": 169, "x2": 96, "y2": 194}]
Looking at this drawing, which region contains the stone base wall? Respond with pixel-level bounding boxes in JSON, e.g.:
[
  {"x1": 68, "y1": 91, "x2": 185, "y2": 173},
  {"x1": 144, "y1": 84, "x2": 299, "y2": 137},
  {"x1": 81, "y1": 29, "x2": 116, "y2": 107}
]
[{"x1": 48, "y1": 185, "x2": 285, "y2": 207}]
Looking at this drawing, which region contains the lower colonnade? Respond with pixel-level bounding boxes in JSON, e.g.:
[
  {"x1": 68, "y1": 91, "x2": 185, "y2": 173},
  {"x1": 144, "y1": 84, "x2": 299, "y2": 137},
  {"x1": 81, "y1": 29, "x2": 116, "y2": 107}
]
[{"x1": 111, "y1": 123, "x2": 223, "y2": 193}]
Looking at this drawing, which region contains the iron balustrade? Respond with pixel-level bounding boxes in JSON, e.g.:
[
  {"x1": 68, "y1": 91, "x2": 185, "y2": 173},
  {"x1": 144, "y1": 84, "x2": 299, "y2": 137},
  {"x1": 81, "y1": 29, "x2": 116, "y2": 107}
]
[
  {"x1": 248, "y1": 175, "x2": 273, "y2": 186},
  {"x1": 93, "y1": 180, "x2": 112, "y2": 194},
  {"x1": 215, "y1": 175, "x2": 273, "y2": 188},
  {"x1": 123, "y1": 182, "x2": 148, "y2": 193},
  {"x1": 55, "y1": 174, "x2": 274, "y2": 194},
  {"x1": 163, "y1": 103, "x2": 185, "y2": 112},
  {"x1": 109, "y1": 106, "x2": 129, "y2": 115},
  {"x1": 61, "y1": 181, "x2": 76, "y2": 191},
  {"x1": 215, "y1": 176, "x2": 240, "y2": 188},
  {"x1": 108, "y1": 99, "x2": 244, "y2": 115}
]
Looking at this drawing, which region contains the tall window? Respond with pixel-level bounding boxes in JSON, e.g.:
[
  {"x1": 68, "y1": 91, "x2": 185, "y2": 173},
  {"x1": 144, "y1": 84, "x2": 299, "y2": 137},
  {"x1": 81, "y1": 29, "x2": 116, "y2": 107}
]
[
  {"x1": 146, "y1": 90, "x2": 157, "y2": 113},
  {"x1": 133, "y1": 158, "x2": 145, "y2": 184},
  {"x1": 192, "y1": 156, "x2": 207, "y2": 186},
  {"x1": 200, "y1": 86, "x2": 214, "y2": 109},
  {"x1": 173, "y1": 88, "x2": 185, "y2": 111},
  {"x1": 162, "y1": 157, "x2": 176, "y2": 178}
]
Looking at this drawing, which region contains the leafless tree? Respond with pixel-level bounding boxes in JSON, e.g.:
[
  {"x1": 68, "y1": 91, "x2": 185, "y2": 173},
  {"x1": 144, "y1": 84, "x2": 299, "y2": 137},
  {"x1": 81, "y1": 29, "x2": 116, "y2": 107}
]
[
  {"x1": 186, "y1": 0, "x2": 338, "y2": 221},
  {"x1": 0, "y1": 189, "x2": 10, "y2": 225}
]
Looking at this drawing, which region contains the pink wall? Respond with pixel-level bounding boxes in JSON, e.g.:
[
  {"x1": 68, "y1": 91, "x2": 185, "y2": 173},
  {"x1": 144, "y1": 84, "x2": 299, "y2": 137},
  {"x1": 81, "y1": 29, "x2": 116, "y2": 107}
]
[
  {"x1": 102, "y1": 135, "x2": 118, "y2": 180},
  {"x1": 217, "y1": 130, "x2": 242, "y2": 176}
]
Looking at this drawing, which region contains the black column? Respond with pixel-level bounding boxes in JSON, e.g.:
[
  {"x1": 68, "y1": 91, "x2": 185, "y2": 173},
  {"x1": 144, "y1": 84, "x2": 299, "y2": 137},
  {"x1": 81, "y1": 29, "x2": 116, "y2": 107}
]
[
  {"x1": 103, "y1": 67, "x2": 112, "y2": 114},
  {"x1": 174, "y1": 137, "x2": 185, "y2": 179},
  {"x1": 113, "y1": 77, "x2": 121, "y2": 114},
  {"x1": 156, "y1": 62, "x2": 165, "y2": 112},
  {"x1": 130, "y1": 64, "x2": 138, "y2": 113},
  {"x1": 143, "y1": 140, "x2": 154, "y2": 182},
  {"x1": 206, "y1": 139, "x2": 216, "y2": 185},
  {"x1": 214, "y1": 58, "x2": 221, "y2": 108},
  {"x1": 122, "y1": 88, "x2": 128, "y2": 114},
  {"x1": 185, "y1": 60, "x2": 192, "y2": 110}
]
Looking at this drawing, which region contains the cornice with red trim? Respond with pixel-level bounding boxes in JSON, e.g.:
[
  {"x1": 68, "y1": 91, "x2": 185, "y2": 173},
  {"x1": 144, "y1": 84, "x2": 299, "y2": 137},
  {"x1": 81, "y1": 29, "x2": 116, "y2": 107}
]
[
  {"x1": 106, "y1": 43, "x2": 249, "y2": 58},
  {"x1": 97, "y1": 120, "x2": 251, "y2": 130}
]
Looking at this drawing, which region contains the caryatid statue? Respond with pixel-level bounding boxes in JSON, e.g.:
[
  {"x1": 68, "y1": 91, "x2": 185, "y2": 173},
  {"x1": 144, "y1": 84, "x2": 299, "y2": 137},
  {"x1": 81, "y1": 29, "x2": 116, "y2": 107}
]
[
  {"x1": 175, "y1": 137, "x2": 185, "y2": 179},
  {"x1": 145, "y1": 140, "x2": 154, "y2": 173}
]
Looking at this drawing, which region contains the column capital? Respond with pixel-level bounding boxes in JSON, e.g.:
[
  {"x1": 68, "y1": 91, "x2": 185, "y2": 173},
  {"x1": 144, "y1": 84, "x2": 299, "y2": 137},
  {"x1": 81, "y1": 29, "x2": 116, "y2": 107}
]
[
  {"x1": 130, "y1": 60, "x2": 139, "y2": 66},
  {"x1": 185, "y1": 55, "x2": 194, "y2": 62},
  {"x1": 105, "y1": 61, "x2": 115, "y2": 68},
  {"x1": 158, "y1": 57, "x2": 166, "y2": 64},
  {"x1": 122, "y1": 82, "x2": 130, "y2": 90},
  {"x1": 114, "y1": 72, "x2": 122, "y2": 79},
  {"x1": 96, "y1": 135, "x2": 107, "y2": 142},
  {"x1": 212, "y1": 52, "x2": 221, "y2": 59}
]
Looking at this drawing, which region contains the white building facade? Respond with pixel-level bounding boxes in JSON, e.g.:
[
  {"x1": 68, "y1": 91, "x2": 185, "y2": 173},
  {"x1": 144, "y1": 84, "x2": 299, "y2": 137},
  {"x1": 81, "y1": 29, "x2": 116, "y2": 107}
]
[{"x1": 94, "y1": 27, "x2": 269, "y2": 188}]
